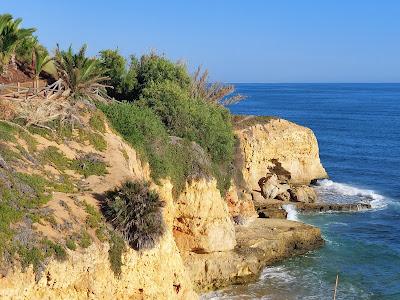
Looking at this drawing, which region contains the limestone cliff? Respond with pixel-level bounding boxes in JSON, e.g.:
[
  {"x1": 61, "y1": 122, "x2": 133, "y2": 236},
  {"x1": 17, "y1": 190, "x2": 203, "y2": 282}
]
[
  {"x1": 233, "y1": 116, "x2": 328, "y2": 190},
  {"x1": 177, "y1": 116, "x2": 327, "y2": 292},
  {"x1": 0, "y1": 122, "x2": 197, "y2": 300},
  {"x1": 0, "y1": 114, "x2": 328, "y2": 299},
  {"x1": 0, "y1": 232, "x2": 196, "y2": 300},
  {"x1": 172, "y1": 179, "x2": 236, "y2": 253}
]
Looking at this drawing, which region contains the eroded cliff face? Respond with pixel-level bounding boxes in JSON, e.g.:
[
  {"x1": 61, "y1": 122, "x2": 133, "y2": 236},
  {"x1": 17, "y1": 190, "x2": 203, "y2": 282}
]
[
  {"x1": 178, "y1": 116, "x2": 327, "y2": 292},
  {"x1": 0, "y1": 232, "x2": 196, "y2": 300},
  {"x1": 172, "y1": 179, "x2": 236, "y2": 253},
  {"x1": 0, "y1": 115, "x2": 327, "y2": 299},
  {"x1": 233, "y1": 116, "x2": 328, "y2": 190},
  {"x1": 0, "y1": 124, "x2": 197, "y2": 300}
]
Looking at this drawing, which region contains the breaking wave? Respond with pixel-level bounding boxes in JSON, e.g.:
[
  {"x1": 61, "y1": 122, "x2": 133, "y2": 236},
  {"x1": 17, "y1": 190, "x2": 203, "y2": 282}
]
[
  {"x1": 282, "y1": 204, "x2": 298, "y2": 221},
  {"x1": 314, "y1": 179, "x2": 387, "y2": 209}
]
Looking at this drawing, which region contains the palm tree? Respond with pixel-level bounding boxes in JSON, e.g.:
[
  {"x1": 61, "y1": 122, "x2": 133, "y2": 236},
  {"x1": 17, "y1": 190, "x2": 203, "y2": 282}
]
[
  {"x1": 0, "y1": 14, "x2": 35, "y2": 75},
  {"x1": 190, "y1": 66, "x2": 246, "y2": 106},
  {"x1": 54, "y1": 44, "x2": 109, "y2": 100},
  {"x1": 33, "y1": 47, "x2": 52, "y2": 88}
]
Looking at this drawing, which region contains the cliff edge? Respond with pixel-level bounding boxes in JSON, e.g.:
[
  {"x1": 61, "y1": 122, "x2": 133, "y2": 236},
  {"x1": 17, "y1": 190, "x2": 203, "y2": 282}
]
[{"x1": 0, "y1": 114, "x2": 326, "y2": 299}]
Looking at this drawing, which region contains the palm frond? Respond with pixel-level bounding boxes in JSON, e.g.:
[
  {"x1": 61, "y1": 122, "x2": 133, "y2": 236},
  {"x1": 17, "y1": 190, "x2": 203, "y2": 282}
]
[
  {"x1": 190, "y1": 65, "x2": 246, "y2": 106},
  {"x1": 53, "y1": 44, "x2": 110, "y2": 102}
]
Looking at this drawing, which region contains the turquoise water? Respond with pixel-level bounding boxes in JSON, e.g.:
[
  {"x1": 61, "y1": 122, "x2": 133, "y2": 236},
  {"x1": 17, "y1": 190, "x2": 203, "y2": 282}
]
[{"x1": 206, "y1": 84, "x2": 400, "y2": 300}]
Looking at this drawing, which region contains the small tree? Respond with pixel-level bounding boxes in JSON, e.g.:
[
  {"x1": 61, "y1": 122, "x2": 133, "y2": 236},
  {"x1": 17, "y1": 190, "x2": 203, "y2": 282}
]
[
  {"x1": 33, "y1": 47, "x2": 52, "y2": 88},
  {"x1": 54, "y1": 44, "x2": 109, "y2": 100},
  {"x1": 98, "y1": 49, "x2": 139, "y2": 100}
]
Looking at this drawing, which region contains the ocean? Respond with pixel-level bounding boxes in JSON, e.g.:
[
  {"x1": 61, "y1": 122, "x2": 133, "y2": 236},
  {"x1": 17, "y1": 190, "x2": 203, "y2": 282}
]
[{"x1": 205, "y1": 83, "x2": 400, "y2": 300}]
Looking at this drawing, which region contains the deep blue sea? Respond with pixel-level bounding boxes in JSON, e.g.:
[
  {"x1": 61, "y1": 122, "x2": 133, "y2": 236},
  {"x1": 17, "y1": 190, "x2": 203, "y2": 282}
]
[{"x1": 206, "y1": 83, "x2": 400, "y2": 300}]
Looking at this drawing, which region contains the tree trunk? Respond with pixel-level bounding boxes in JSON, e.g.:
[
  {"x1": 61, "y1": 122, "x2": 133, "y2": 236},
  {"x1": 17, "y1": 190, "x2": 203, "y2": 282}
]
[
  {"x1": 10, "y1": 53, "x2": 17, "y2": 70},
  {"x1": 1, "y1": 63, "x2": 9, "y2": 77}
]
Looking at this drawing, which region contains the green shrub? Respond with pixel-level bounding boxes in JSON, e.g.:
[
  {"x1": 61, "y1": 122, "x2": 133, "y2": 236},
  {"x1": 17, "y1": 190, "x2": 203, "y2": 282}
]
[
  {"x1": 52, "y1": 175, "x2": 75, "y2": 193},
  {"x1": 99, "y1": 102, "x2": 171, "y2": 179},
  {"x1": 89, "y1": 111, "x2": 106, "y2": 133},
  {"x1": 0, "y1": 143, "x2": 22, "y2": 163},
  {"x1": 98, "y1": 49, "x2": 138, "y2": 100},
  {"x1": 88, "y1": 133, "x2": 107, "y2": 151},
  {"x1": 95, "y1": 226, "x2": 108, "y2": 242},
  {"x1": 0, "y1": 121, "x2": 17, "y2": 142},
  {"x1": 18, "y1": 240, "x2": 67, "y2": 280},
  {"x1": 138, "y1": 81, "x2": 235, "y2": 194},
  {"x1": 15, "y1": 173, "x2": 52, "y2": 207},
  {"x1": 99, "y1": 57, "x2": 236, "y2": 196},
  {"x1": 66, "y1": 239, "x2": 76, "y2": 251},
  {"x1": 0, "y1": 170, "x2": 57, "y2": 259},
  {"x1": 79, "y1": 230, "x2": 92, "y2": 248},
  {"x1": 40, "y1": 146, "x2": 70, "y2": 171},
  {"x1": 108, "y1": 232, "x2": 126, "y2": 277},
  {"x1": 102, "y1": 180, "x2": 165, "y2": 250},
  {"x1": 71, "y1": 153, "x2": 107, "y2": 178},
  {"x1": 100, "y1": 102, "x2": 210, "y2": 194},
  {"x1": 0, "y1": 121, "x2": 37, "y2": 151},
  {"x1": 18, "y1": 246, "x2": 44, "y2": 275},
  {"x1": 139, "y1": 81, "x2": 235, "y2": 164},
  {"x1": 135, "y1": 53, "x2": 190, "y2": 96},
  {"x1": 0, "y1": 203, "x2": 21, "y2": 254},
  {"x1": 43, "y1": 239, "x2": 67, "y2": 261},
  {"x1": 84, "y1": 202, "x2": 102, "y2": 228},
  {"x1": 28, "y1": 120, "x2": 73, "y2": 142},
  {"x1": 77, "y1": 128, "x2": 107, "y2": 152},
  {"x1": 98, "y1": 51, "x2": 190, "y2": 101}
]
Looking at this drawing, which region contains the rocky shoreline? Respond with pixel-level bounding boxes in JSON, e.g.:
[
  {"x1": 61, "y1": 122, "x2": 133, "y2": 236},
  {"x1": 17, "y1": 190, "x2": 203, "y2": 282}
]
[
  {"x1": 0, "y1": 115, "x2": 371, "y2": 299},
  {"x1": 183, "y1": 218, "x2": 323, "y2": 292}
]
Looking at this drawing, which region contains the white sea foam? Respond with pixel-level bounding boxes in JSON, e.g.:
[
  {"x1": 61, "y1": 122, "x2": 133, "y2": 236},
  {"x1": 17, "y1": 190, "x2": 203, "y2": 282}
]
[
  {"x1": 282, "y1": 204, "x2": 298, "y2": 221},
  {"x1": 315, "y1": 179, "x2": 387, "y2": 209},
  {"x1": 259, "y1": 266, "x2": 295, "y2": 283}
]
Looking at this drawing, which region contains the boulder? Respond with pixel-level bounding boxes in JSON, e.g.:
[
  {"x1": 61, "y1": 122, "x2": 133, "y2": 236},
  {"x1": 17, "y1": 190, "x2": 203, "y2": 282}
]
[
  {"x1": 259, "y1": 174, "x2": 291, "y2": 200},
  {"x1": 276, "y1": 190, "x2": 291, "y2": 202},
  {"x1": 289, "y1": 185, "x2": 317, "y2": 203},
  {"x1": 258, "y1": 207, "x2": 288, "y2": 219}
]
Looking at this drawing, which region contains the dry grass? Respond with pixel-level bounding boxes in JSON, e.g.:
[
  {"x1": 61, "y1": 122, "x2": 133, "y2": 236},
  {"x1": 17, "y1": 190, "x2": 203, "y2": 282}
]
[
  {"x1": 0, "y1": 99, "x2": 16, "y2": 120},
  {"x1": 13, "y1": 97, "x2": 84, "y2": 129}
]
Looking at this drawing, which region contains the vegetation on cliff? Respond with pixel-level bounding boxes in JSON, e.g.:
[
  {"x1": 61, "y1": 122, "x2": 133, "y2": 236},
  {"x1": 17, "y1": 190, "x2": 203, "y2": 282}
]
[
  {"x1": 0, "y1": 13, "x2": 245, "y2": 279},
  {"x1": 103, "y1": 180, "x2": 166, "y2": 250}
]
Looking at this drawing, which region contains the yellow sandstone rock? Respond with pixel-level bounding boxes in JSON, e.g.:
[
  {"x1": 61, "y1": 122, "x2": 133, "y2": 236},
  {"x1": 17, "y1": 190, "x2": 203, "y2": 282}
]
[{"x1": 234, "y1": 116, "x2": 328, "y2": 190}]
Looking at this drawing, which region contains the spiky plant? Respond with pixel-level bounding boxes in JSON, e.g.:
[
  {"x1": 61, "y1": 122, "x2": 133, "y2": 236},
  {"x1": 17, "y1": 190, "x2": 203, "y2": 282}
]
[
  {"x1": 54, "y1": 44, "x2": 109, "y2": 100},
  {"x1": 0, "y1": 14, "x2": 36, "y2": 74},
  {"x1": 33, "y1": 47, "x2": 52, "y2": 88},
  {"x1": 190, "y1": 66, "x2": 246, "y2": 106},
  {"x1": 102, "y1": 180, "x2": 166, "y2": 250}
]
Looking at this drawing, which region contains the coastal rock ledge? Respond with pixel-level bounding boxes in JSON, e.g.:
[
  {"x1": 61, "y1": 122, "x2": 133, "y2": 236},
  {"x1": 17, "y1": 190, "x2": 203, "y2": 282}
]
[{"x1": 183, "y1": 219, "x2": 323, "y2": 292}]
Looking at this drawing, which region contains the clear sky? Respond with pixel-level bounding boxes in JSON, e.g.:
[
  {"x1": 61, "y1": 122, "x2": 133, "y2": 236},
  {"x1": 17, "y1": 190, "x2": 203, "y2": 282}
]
[{"x1": 2, "y1": 0, "x2": 400, "y2": 83}]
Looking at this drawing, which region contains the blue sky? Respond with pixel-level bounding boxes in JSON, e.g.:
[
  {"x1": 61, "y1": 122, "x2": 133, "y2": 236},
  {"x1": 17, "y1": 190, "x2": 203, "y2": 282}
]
[{"x1": 2, "y1": 0, "x2": 400, "y2": 82}]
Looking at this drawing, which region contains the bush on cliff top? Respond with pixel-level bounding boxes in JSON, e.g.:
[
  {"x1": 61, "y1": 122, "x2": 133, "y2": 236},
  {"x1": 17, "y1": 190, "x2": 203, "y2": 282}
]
[
  {"x1": 100, "y1": 101, "x2": 230, "y2": 194},
  {"x1": 99, "y1": 50, "x2": 190, "y2": 101},
  {"x1": 138, "y1": 81, "x2": 235, "y2": 164},
  {"x1": 98, "y1": 51, "x2": 236, "y2": 195}
]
